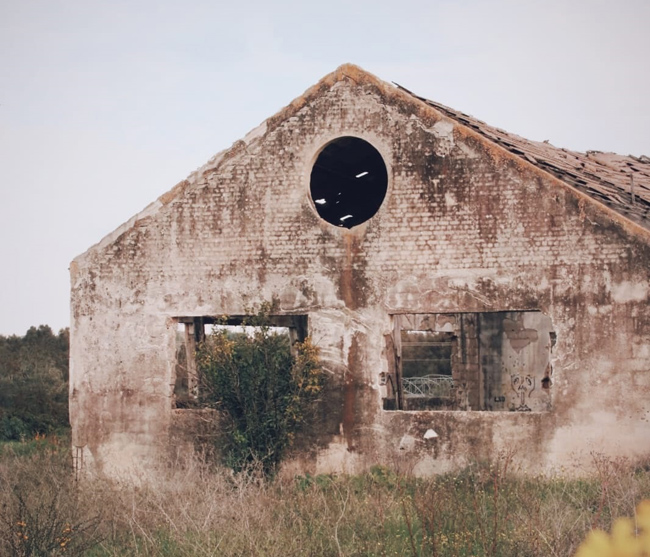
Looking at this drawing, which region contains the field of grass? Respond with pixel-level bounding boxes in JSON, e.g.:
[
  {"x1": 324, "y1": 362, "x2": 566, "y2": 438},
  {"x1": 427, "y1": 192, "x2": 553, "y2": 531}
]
[{"x1": 1, "y1": 435, "x2": 649, "y2": 556}]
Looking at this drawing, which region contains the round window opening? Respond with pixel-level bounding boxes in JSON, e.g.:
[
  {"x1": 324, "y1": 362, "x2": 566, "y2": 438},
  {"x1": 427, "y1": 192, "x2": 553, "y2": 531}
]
[{"x1": 310, "y1": 137, "x2": 388, "y2": 229}]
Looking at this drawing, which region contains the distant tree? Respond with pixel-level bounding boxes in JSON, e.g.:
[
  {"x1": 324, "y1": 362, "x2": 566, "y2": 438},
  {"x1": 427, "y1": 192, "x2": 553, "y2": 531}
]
[{"x1": 0, "y1": 326, "x2": 69, "y2": 440}]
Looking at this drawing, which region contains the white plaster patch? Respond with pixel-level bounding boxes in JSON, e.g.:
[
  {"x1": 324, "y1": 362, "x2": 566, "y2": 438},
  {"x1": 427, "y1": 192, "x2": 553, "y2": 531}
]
[
  {"x1": 432, "y1": 120, "x2": 454, "y2": 139},
  {"x1": 424, "y1": 429, "x2": 438, "y2": 439},
  {"x1": 587, "y1": 304, "x2": 612, "y2": 315},
  {"x1": 444, "y1": 191, "x2": 457, "y2": 208},
  {"x1": 316, "y1": 441, "x2": 361, "y2": 475},
  {"x1": 611, "y1": 281, "x2": 649, "y2": 303},
  {"x1": 431, "y1": 120, "x2": 455, "y2": 156},
  {"x1": 457, "y1": 142, "x2": 480, "y2": 159},
  {"x1": 412, "y1": 456, "x2": 462, "y2": 477},
  {"x1": 399, "y1": 434, "x2": 417, "y2": 451}
]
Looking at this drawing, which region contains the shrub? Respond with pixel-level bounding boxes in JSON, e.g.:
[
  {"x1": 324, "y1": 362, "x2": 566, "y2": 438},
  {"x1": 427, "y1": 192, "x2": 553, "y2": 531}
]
[
  {"x1": 196, "y1": 303, "x2": 323, "y2": 475},
  {"x1": 0, "y1": 438, "x2": 103, "y2": 556},
  {"x1": 0, "y1": 326, "x2": 69, "y2": 440},
  {"x1": 0, "y1": 415, "x2": 31, "y2": 442}
]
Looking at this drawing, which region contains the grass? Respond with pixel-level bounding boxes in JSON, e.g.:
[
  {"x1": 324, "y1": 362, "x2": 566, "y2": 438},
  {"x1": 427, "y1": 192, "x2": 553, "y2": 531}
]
[{"x1": 1, "y1": 435, "x2": 649, "y2": 556}]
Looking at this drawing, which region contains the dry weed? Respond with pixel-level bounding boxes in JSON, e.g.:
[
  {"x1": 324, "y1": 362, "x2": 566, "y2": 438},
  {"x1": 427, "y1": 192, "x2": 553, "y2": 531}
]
[{"x1": 1, "y1": 441, "x2": 649, "y2": 556}]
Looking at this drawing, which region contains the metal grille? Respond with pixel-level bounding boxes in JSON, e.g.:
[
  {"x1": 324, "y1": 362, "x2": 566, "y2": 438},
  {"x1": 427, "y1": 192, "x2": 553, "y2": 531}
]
[{"x1": 403, "y1": 374, "x2": 454, "y2": 398}]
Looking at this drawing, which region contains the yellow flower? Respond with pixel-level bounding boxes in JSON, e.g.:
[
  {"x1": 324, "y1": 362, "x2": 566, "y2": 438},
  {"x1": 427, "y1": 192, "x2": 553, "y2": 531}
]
[
  {"x1": 638, "y1": 501, "x2": 650, "y2": 533},
  {"x1": 575, "y1": 500, "x2": 650, "y2": 557}
]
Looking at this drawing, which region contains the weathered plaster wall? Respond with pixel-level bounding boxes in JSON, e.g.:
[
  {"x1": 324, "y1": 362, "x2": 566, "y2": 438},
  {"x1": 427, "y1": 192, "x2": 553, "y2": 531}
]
[{"x1": 70, "y1": 66, "x2": 650, "y2": 477}]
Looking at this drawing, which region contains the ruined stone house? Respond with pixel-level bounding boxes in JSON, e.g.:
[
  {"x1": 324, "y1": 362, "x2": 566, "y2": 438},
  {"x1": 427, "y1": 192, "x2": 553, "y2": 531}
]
[{"x1": 70, "y1": 64, "x2": 650, "y2": 477}]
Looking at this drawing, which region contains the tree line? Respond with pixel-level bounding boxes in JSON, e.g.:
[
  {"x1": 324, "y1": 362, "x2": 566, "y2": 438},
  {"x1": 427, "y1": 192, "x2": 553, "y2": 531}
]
[{"x1": 0, "y1": 325, "x2": 69, "y2": 440}]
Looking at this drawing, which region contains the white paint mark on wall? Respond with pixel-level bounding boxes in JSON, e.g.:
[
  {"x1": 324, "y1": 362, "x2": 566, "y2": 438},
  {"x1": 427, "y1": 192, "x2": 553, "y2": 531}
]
[
  {"x1": 431, "y1": 120, "x2": 455, "y2": 156},
  {"x1": 611, "y1": 281, "x2": 648, "y2": 303},
  {"x1": 399, "y1": 434, "x2": 417, "y2": 451}
]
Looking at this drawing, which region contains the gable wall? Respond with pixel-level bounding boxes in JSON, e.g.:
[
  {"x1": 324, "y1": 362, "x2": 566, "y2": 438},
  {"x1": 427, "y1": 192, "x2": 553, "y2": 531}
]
[{"x1": 70, "y1": 75, "x2": 650, "y2": 476}]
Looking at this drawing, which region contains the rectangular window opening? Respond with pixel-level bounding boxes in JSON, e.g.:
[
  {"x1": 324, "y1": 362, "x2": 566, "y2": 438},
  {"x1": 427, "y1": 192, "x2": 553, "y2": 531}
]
[
  {"x1": 384, "y1": 311, "x2": 554, "y2": 412},
  {"x1": 173, "y1": 315, "x2": 308, "y2": 408}
]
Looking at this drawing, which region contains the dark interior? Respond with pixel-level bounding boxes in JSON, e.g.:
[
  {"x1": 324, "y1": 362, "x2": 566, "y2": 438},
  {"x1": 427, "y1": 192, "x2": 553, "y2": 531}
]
[{"x1": 310, "y1": 137, "x2": 388, "y2": 228}]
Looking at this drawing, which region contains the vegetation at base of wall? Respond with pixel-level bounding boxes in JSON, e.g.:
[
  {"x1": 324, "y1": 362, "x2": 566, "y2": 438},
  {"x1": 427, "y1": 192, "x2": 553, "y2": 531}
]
[
  {"x1": 2, "y1": 323, "x2": 649, "y2": 555},
  {"x1": 0, "y1": 326, "x2": 70, "y2": 441},
  {"x1": 196, "y1": 302, "x2": 324, "y2": 475},
  {"x1": 0, "y1": 434, "x2": 103, "y2": 556},
  {"x1": 2, "y1": 440, "x2": 650, "y2": 557}
]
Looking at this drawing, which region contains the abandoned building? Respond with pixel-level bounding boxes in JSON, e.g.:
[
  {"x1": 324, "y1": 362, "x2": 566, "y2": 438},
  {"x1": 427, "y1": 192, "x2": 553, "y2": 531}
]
[{"x1": 70, "y1": 64, "x2": 650, "y2": 478}]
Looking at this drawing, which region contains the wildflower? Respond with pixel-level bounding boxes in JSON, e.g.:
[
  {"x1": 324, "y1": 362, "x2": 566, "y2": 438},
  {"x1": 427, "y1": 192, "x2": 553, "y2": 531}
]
[{"x1": 575, "y1": 500, "x2": 650, "y2": 557}]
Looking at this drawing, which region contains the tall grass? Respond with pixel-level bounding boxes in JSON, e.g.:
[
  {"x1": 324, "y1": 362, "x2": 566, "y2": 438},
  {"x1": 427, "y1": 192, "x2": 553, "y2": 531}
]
[
  {"x1": 1, "y1": 436, "x2": 648, "y2": 556},
  {"x1": 0, "y1": 436, "x2": 103, "y2": 556}
]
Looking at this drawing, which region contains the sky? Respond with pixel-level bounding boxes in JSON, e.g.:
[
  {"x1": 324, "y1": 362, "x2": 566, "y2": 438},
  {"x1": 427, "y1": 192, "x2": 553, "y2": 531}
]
[{"x1": 1, "y1": 0, "x2": 649, "y2": 335}]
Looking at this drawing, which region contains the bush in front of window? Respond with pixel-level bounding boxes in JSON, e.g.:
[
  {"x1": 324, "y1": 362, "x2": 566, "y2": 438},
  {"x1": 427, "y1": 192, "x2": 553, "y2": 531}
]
[{"x1": 196, "y1": 302, "x2": 323, "y2": 475}]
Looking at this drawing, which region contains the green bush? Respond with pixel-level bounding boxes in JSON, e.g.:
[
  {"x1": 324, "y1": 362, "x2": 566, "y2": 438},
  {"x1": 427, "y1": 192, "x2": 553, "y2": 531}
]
[
  {"x1": 0, "y1": 326, "x2": 69, "y2": 441},
  {"x1": 0, "y1": 415, "x2": 31, "y2": 442},
  {"x1": 196, "y1": 304, "x2": 323, "y2": 475}
]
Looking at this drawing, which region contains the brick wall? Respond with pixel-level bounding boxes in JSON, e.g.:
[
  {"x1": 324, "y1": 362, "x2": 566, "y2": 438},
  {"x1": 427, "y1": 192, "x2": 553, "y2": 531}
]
[{"x1": 70, "y1": 70, "x2": 650, "y2": 477}]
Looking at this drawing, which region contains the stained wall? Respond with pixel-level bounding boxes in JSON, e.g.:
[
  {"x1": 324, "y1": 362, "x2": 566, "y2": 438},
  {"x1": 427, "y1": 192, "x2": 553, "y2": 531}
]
[{"x1": 70, "y1": 66, "x2": 650, "y2": 477}]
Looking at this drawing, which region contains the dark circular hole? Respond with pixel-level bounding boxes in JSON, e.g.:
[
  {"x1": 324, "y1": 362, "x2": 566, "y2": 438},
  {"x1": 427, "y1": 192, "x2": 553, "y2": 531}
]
[{"x1": 310, "y1": 137, "x2": 388, "y2": 228}]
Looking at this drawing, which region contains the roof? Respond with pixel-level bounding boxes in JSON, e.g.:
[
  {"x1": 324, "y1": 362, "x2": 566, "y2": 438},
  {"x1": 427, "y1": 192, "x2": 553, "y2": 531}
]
[{"x1": 396, "y1": 83, "x2": 650, "y2": 231}]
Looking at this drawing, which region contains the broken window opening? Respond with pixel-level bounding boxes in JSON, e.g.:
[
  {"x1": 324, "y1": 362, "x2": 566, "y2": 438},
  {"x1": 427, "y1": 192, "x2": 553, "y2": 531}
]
[
  {"x1": 173, "y1": 315, "x2": 308, "y2": 408},
  {"x1": 384, "y1": 311, "x2": 555, "y2": 412},
  {"x1": 401, "y1": 330, "x2": 455, "y2": 410},
  {"x1": 310, "y1": 136, "x2": 388, "y2": 229}
]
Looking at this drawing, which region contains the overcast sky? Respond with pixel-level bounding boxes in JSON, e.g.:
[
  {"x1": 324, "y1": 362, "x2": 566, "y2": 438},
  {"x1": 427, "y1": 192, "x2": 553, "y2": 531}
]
[{"x1": 1, "y1": 0, "x2": 649, "y2": 335}]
